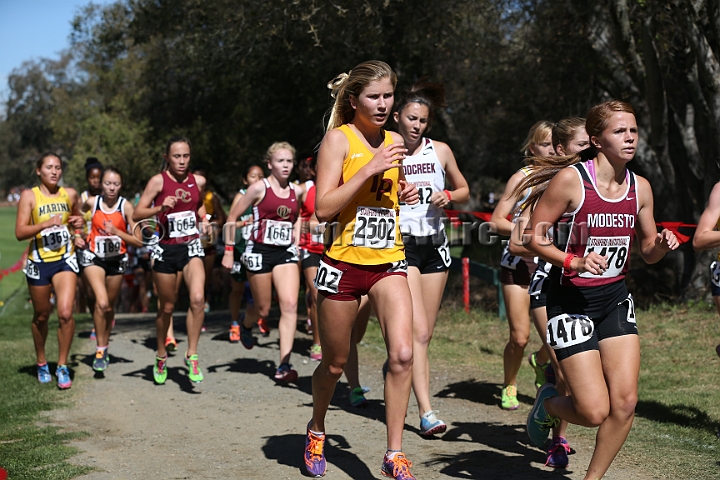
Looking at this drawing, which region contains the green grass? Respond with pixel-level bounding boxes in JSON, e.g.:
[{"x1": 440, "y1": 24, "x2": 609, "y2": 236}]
[
  {"x1": 0, "y1": 206, "x2": 93, "y2": 479},
  {"x1": 0, "y1": 205, "x2": 31, "y2": 305},
  {"x1": 360, "y1": 291, "x2": 720, "y2": 479}
]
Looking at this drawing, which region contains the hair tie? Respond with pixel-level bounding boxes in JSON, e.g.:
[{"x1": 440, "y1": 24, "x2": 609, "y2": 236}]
[{"x1": 327, "y1": 71, "x2": 351, "y2": 98}]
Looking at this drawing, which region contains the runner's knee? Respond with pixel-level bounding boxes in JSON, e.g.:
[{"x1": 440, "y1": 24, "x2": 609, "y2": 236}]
[
  {"x1": 508, "y1": 332, "x2": 529, "y2": 350},
  {"x1": 33, "y1": 309, "x2": 52, "y2": 324},
  {"x1": 278, "y1": 297, "x2": 297, "y2": 314},
  {"x1": 95, "y1": 300, "x2": 111, "y2": 314},
  {"x1": 189, "y1": 291, "x2": 204, "y2": 311},
  {"x1": 387, "y1": 346, "x2": 413, "y2": 373},
  {"x1": 325, "y1": 357, "x2": 347, "y2": 377},
  {"x1": 576, "y1": 399, "x2": 610, "y2": 427},
  {"x1": 610, "y1": 391, "x2": 637, "y2": 421},
  {"x1": 56, "y1": 306, "x2": 74, "y2": 323},
  {"x1": 256, "y1": 304, "x2": 271, "y2": 317},
  {"x1": 414, "y1": 325, "x2": 433, "y2": 348}
]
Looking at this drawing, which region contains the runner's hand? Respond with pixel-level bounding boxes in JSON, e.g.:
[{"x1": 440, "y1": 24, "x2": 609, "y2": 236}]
[
  {"x1": 160, "y1": 196, "x2": 176, "y2": 212},
  {"x1": 656, "y1": 229, "x2": 679, "y2": 251},
  {"x1": 431, "y1": 191, "x2": 451, "y2": 208},
  {"x1": 44, "y1": 214, "x2": 63, "y2": 228},
  {"x1": 365, "y1": 143, "x2": 407, "y2": 177},
  {"x1": 68, "y1": 215, "x2": 84, "y2": 228},
  {"x1": 103, "y1": 221, "x2": 117, "y2": 235},
  {"x1": 221, "y1": 250, "x2": 234, "y2": 270},
  {"x1": 574, "y1": 251, "x2": 608, "y2": 276},
  {"x1": 74, "y1": 237, "x2": 86, "y2": 249},
  {"x1": 398, "y1": 180, "x2": 419, "y2": 205}
]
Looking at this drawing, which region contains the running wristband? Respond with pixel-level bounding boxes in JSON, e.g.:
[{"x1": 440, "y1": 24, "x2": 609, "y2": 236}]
[
  {"x1": 225, "y1": 245, "x2": 234, "y2": 252},
  {"x1": 444, "y1": 189, "x2": 452, "y2": 202},
  {"x1": 563, "y1": 253, "x2": 576, "y2": 272},
  {"x1": 74, "y1": 229, "x2": 82, "y2": 238}
]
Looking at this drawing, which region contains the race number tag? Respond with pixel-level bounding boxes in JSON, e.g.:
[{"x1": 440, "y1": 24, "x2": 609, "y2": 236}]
[
  {"x1": 263, "y1": 219, "x2": 293, "y2": 246},
  {"x1": 579, "y1": 236, "x2": 630, "y2": 278},
  {"x1": 41, "y1": 225, "x2": 70, "y2": 252},
  {"x1": 438, "y1": 237, "x2": 451, "y2": 268},
  {"x1": 79, "y1": 249, "x2": 95, "y2": 267},
  {"x1": 118, "y1": 254, "x2": 128, "y2": 273},
  {"x1": 500, "y1": 244, "x2": 522, "y2": 270},
  {"x1": 314, "y1": 259, "x2": 344, "y2": 294},
  {"x1": 352, "y1": 207, "x2": 396, "y2": 249},
  {"x1": 25, "y1": 259, "x2": 40, "y2": 280},
  {"x1": 167, "y1": 211, "x2": 198, "y2": 238},
  {"x1": 387, "y1": 259, "x2": 408, "y2": 274},
  {"x1": 95, "y1": 235, "x2": 122, "y2": 258},
  {"x1": 711, "y1": 261, "x2": 720, "y2": 288},
  {"x1": 619, "y1": 294, "x2": 636, "y2": 324},
  {"x1": 65, "y1": 253, "x2": 79, "y2": 273},
  {"x1": 239, "y1": 214, "x2": 254, "y2": 241},
  {"x1": 528, "y1": 260, "x2": 552, "y2": 296},
  {"x1": 547, "y1": 313, "x2": 594, "y2": 349},
  {"x1": 241, "y1": 252, "x2": 263, "y2": 272},
  {"x1": 150, "y1": 245, "x2": 163, "y2": 262},
  {"x1": 187, "y1": 238, "x2": 204, "y2": 257}
]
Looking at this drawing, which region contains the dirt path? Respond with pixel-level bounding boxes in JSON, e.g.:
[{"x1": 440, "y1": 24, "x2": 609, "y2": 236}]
[{"x1": 47, "y1": 311, "x2": 661, "y2": 479}]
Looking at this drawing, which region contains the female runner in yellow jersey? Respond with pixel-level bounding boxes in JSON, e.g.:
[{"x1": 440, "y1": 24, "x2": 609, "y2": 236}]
[
  {"x1": 303, "y1": 60, "x2": 419, "y2": 480},
  {"x1": 15, "y1": 152, "x2": 84, "y2": 389}
]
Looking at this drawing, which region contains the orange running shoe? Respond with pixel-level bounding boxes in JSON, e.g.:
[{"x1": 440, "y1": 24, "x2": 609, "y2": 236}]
[
  {"x1": 381, "y1": 452, "x2": 415, "y2": 479},
  {"x1": 257, "y1": 318, "x2": 270, "y2": 336},
  {"x1": 165, "y1": 336, "x2": 178, "y2": 352},
  {"x1": 229, "y1": 324, "x2": 240, "y2": 343}
]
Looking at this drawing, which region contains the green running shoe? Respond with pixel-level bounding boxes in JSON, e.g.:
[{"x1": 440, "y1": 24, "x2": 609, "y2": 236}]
[
  {"x1": 154, "y1": 355, "x2": 168, "y2": 385},
  {"x1": 527, "y1": 383, "x2": 560, "y2": 447},
  {"x1": 185, "y1": 353, "x2": 204, "y2": 383},
  {"x1": 528, "y1": 351, "x2": 550, "y2": 390},
  {"x1": 92, "y1": 348, "x2": 109, "y2": 372},
  {"x1": 349, "y1": 387, "x2": 369, "y2": 407},
  {"x1": 501, "y1": 384, "x2": 520, "y2": 410}
]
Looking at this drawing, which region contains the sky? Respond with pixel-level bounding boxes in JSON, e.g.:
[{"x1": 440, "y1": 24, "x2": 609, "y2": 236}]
[{"x1": 0, "y1": 0, "x2": 117, "y2": 105}]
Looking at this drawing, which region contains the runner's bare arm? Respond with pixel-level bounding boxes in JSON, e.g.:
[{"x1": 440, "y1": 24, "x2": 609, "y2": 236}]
[
  {"x1": 432, "y1": 141, "x2": 469, "y2": 207},
  {"x1": 693, "y1": 181, "x2": 720, "y2": 251},
  {"x1": 315, "y1": 129, "x2": 407, "y2": 222},
  {"x1": 224, "y1": 180, "x2": 264, "y2": 247},
  {"x1": 14, "y1": 189, "x2": 45, "y2": 241},
  {"x1": 490, "y1": 169, "x2": 528, "y2": 236},
  {"x1": 66, "y1": 187, "x2": 84, "y2": 229},
  {"x1": 526, "y1": 168, "x2": 604, "y2": 274},
  {"x1": 507, "y1": 209, "x2": 534, "y2": 257},
  {"x1": 118, "y1": 201, "x2": 143, "y2": 248},
  {"x1": 133, "y1": 174, "x2": 167, "y2": 221},
  {"x1": 634, "y1": 175, "x2": 678, "y2": 263},
  {"x1": 390, "y1": 131, "x2": 418, "y2": 206}
]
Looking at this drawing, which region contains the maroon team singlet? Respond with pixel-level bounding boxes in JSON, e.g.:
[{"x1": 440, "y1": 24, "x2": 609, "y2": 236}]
[
  {"x1": 155, "y1": 172, "x2": 202, "y2": 245},
  {"x1": 251, "y1": 178, "x2": 299, "y2": 247},
  {"x1": 556, "y1": 159, "x2": 638, "y2": 288}
]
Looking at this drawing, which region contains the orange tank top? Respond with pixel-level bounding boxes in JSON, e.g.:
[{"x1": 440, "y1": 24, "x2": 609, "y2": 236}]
[{"x1": 87, "y1": 196, "x2": 129, "y2": 258}]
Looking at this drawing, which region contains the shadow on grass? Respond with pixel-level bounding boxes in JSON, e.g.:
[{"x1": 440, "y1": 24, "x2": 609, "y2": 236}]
[
  {"x1": 435, "y1": 379, "x2": 536, "y2": 407},
  {"x1": 635, "y1": 400, "x2": 720, "y2": 435},
  {"x1": 263, "y1": 433, "x2": 375, "y2": 479}
]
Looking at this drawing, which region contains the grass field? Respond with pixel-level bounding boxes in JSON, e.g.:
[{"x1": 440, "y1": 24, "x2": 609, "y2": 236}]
[
  {"x1": 0, "y1": 206, "x2": 93, "y2": 479},
  {"x1": 361, "y1": 298, "x2": 720, "y2": 479}
]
